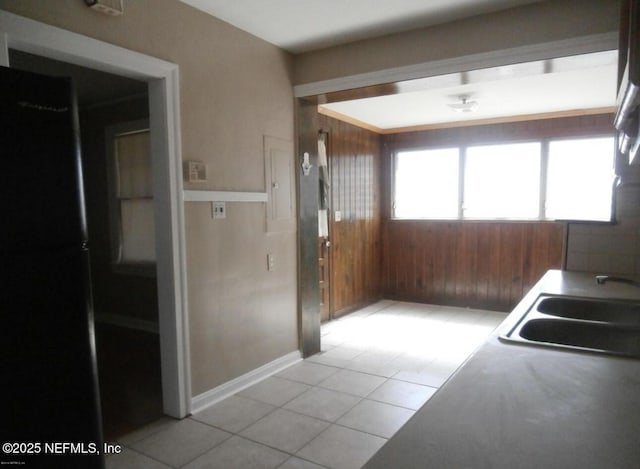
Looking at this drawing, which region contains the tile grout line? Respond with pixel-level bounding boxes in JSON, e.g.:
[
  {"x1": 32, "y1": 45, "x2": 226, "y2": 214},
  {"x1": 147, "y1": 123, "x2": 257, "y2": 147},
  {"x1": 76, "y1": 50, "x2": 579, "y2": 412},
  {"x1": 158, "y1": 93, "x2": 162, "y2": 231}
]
[{"x1": 110, "y1": 301, "x2": 504, "y2": 469}]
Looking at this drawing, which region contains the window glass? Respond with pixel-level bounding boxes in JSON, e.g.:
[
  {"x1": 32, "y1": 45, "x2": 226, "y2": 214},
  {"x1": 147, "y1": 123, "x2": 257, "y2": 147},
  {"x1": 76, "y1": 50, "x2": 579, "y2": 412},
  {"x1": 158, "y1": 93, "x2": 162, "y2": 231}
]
[
  {"x1": 464, "y1": 142, "x2": 541, "y2": 219},
  {"x1": 546, "y1": 137, "x2": 614, "y2": 221},
  {"x1": 394, "y1": 148, "x2": 459, "y2": 218},
  {"x1": 115, "y1": 131, "x2": 153, "y2": 198},
  {"x1": 120, "y1": 199, "x2": 156, "y2": 263},
  {"x1": 391, "y1": 135, "x2": 614, "y2": 222},
  {"x1": 108, "y1": 124, "x2": 156, "y2": 272}
]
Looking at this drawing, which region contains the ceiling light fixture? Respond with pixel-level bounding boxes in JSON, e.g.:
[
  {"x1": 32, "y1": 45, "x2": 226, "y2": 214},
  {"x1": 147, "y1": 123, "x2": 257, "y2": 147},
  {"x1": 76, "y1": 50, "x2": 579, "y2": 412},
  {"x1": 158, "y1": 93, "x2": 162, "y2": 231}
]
[{"x1": 447, "y1": 95, "x2": 478, "y2": 113}]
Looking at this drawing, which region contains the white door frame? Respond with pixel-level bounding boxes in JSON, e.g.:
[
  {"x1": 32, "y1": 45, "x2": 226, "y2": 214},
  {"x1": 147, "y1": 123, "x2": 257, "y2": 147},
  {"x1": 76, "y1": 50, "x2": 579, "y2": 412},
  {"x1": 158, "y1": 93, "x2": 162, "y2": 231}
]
[{"x1": 0, "y1": 11, "x2": 191, "y2": 418}]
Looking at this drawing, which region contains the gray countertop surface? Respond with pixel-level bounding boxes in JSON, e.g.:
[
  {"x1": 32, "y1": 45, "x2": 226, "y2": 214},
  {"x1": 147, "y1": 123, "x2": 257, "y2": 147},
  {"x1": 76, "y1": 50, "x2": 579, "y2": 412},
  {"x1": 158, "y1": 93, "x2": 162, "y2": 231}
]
[{"x1": 364, "y1": 270, "x2": 640, "y2": 469}]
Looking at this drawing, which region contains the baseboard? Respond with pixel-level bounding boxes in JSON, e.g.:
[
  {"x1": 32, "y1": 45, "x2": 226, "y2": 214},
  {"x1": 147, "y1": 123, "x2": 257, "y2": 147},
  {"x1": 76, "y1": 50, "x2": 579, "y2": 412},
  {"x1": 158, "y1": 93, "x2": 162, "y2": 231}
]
[{"x1": 190, "y1": 350, "x2": 302, "y2": 415}]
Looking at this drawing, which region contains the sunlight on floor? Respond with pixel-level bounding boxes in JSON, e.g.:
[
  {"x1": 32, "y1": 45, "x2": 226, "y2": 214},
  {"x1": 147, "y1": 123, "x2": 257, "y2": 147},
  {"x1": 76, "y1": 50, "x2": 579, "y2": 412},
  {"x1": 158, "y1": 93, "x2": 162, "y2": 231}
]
[
  {"x1": 314, "y1": 300, "x2": 506, "y2": 387},
  {"x1": 107, "y1": 300, "x2": 506, "y2": 469}
]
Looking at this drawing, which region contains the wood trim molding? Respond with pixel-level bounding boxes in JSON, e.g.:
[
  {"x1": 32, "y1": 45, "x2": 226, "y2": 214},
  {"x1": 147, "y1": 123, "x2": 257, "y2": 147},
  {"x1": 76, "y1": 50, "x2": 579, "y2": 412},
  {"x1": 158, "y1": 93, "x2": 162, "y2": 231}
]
[
  {"x1": 380, "y1": 107, "x2": 617, "y2": 134},
  {"x1": 317, "y1": 106, "x2": 383, "y2": 134},
  {"x1": 320, "y1": 106, "x2": 617, "y2": 135}
]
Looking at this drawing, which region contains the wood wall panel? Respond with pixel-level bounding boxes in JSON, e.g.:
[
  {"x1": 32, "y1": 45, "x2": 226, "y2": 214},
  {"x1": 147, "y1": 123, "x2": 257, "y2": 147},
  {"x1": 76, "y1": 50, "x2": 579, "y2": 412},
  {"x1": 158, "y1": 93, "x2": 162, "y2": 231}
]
[
  {"x1": 297, "y1": 98, "x2": 321, "y2": 356},
  {"x1": 381, "y1": 221, "x2": 564, "y2": 311},
  {"x1": 319, "y1": 115, "x2": 382, "y2": 318},
  {"x1": 378, "y1": 114, "x2": 612, "y2": 312},
  {"x1": 312, "y1": 113, "x2": 611, "y2": 317}
]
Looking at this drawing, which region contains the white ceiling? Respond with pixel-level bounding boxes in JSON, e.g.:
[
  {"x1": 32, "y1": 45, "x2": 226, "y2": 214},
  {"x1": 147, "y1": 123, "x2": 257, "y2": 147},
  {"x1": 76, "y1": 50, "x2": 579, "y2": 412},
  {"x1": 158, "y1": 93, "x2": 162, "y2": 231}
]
[
  {"x1": 178, "y1": 0, "x2": 617, "y2": 131},
  {"x1": 179, "y1": 0, "x2": 546, "y2": 53},
  {"x1": 320, "y1": 51, "x2": 618, "y2": 132}
]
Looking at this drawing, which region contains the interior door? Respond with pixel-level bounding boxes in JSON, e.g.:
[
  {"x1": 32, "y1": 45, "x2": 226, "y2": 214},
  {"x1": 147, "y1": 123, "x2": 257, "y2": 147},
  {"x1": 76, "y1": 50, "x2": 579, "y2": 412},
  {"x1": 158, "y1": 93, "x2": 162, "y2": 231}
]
[{"x1": 1, "y1": 65, "x2": 104, "y2": 469}]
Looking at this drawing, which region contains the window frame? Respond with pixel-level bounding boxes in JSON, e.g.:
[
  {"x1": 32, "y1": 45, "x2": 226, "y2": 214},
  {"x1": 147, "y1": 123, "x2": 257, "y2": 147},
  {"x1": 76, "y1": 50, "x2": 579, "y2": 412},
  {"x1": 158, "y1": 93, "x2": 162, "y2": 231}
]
[
  {"x1": 391, "y1": 133, "x2": 616, "y2": 223},
  {"x1": 105, "y1": 118, "x2": 157, "y2": 277},
  {"x1": 462, "y1": 140, "x2": 543, "y2": 220}
]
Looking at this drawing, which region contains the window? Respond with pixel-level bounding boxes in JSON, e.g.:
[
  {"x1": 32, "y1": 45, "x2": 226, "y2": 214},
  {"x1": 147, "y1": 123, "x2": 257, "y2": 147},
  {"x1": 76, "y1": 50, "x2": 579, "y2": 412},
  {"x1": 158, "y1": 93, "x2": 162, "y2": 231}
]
[
  {"x1": 546, "y1": 137, "x2": 615, "y2": 222},
  {"x1": 394, "y1": 148, "x2": 459, "y2": 219},
  {"x1": 393, "y1": 136, "x2": 615, "y2": 222},
  {"x1": 464, "y1": 142, "x2": 540, "y2": 219},
  {"x1": 107, "y1": 120, "x2": 156, "y2": 275}
]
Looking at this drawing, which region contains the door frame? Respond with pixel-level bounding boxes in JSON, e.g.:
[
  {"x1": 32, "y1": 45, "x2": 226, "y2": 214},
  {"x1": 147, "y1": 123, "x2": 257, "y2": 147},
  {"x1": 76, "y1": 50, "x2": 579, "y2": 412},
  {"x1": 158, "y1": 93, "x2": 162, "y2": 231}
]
[{"x1": 0, "y1": 11, "x2": 191, "y2": 418}]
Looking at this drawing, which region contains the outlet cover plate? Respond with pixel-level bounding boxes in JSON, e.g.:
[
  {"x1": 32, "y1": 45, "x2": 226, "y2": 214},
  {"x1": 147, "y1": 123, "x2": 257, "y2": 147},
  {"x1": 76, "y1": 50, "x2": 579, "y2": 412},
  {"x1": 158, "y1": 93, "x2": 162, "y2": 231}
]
[{"x1": 212, "y1": 201, "x2": 226, "y2": 219}]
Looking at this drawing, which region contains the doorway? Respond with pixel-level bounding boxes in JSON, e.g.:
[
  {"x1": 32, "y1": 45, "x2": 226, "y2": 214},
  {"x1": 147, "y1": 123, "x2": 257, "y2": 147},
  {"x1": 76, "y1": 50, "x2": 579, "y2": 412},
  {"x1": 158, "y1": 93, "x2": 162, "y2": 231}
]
[
  {"x1": 295, "y1": 33, "x2": 618, "y2": 355},
  {"x1": 316, "y1": 119, "x2": 383, "y2": 323},
  {"x1": 0, "y1": 11, "x2": 191, "y2": 419},
  {"x1": 8, "y1": 50, "x2": 163, "y2": 439}
]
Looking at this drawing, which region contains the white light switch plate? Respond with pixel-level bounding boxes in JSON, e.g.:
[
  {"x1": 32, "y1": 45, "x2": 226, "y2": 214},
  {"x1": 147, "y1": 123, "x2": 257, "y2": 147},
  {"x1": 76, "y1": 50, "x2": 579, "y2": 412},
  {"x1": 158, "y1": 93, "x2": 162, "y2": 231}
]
[{"x1": 212, "y1": 201, "x2": 226, "y2": 219}]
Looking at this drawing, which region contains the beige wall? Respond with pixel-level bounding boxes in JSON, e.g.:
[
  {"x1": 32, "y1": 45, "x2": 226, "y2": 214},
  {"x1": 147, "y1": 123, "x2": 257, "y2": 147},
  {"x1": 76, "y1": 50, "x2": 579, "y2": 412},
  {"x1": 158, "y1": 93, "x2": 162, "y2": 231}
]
[
  {"x1": 0, "y1": 0, "x2": 297, "y2": 395},
  {"x1": 293, "y1": 0, "x2": 620, "y2": 86}
]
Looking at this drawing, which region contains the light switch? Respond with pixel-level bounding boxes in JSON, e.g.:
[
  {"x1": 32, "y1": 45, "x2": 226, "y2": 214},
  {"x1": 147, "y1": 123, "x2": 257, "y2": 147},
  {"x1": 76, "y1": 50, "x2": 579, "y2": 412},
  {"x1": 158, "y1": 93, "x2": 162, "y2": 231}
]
[
  {"x1": 212, "y1": 202, "x2": 226, "y2": 219},
  {"x1": 267, "y1": 254, "x2": 276, "y2": 271},
  {"x1": 335, "y1": 210, "x2": 342, "y2": 222}
]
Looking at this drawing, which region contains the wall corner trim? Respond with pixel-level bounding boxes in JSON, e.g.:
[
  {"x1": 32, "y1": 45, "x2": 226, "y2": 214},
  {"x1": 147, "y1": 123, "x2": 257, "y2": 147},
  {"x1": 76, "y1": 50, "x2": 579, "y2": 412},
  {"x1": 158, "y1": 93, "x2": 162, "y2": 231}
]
[{"x1": 190, "y1": 350, "x2": 302, "y2": 415}]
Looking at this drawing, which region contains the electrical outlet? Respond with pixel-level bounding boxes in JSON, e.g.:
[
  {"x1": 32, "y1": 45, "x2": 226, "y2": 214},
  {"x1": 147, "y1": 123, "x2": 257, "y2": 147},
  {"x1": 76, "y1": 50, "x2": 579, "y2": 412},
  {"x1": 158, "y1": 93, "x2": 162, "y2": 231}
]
[
  {"x1": 212, "y1": 202, "x2": 226, "y2": 219},
  {"x1": 267, "y1": 254, "x2": 275, "y2": 271}
]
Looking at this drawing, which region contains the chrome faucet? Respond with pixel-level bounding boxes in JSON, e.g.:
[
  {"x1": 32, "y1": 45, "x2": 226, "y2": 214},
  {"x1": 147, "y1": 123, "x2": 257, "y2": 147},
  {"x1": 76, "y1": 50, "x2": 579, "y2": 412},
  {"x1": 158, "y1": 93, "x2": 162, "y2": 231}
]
[{"x1": 595, "y1": 275, "x2": 640, "y2": 287}]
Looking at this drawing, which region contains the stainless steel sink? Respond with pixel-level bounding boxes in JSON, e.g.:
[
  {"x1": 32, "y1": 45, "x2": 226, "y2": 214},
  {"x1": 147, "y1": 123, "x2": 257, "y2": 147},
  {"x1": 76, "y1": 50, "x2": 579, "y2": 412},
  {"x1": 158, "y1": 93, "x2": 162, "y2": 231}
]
[
  {"x1": 500, "y1": 295, "x2": 640, "y2": 358},
  {"x1": 536, "y1": 296, "x2": 640, "y2": 325}
]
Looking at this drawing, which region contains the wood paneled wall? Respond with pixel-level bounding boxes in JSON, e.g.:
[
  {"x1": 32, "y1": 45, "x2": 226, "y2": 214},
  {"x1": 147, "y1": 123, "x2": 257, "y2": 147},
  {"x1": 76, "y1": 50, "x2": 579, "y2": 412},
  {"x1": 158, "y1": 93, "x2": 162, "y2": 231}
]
[
  {"x1": 311, "y1": 113, "x2": 612, "y2": 315},
  {"x1": 379, "y1": 114, "x2": 614, "y2": 311},
  {"x1": 319, "y1": 115, "x2": 382, "y2": 318},
  {"x1": 381, "y1": 220, "x2": 564, "y2": 312}
]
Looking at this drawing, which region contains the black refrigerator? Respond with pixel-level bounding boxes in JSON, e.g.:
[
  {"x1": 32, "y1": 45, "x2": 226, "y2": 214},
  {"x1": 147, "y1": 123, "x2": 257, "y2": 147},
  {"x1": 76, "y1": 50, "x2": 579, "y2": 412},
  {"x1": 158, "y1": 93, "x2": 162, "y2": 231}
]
[{"x1": 1, "y1": 66, "x2": 104, "y2": 468}]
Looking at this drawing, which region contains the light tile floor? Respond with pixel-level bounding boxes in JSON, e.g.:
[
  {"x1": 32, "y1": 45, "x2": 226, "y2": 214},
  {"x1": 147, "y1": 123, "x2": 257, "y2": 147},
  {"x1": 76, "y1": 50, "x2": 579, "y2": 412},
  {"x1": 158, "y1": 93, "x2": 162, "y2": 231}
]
[{"x1": 106, "y1": 300, "x2": 506, "y2": 469}]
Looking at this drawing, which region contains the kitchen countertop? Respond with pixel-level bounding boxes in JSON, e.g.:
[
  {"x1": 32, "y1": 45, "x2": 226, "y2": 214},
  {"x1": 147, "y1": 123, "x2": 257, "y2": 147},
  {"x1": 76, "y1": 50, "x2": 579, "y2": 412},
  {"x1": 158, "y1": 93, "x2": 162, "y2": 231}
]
[{"x1": 364, "y1": 270, "x2": 640, "y2": 469}]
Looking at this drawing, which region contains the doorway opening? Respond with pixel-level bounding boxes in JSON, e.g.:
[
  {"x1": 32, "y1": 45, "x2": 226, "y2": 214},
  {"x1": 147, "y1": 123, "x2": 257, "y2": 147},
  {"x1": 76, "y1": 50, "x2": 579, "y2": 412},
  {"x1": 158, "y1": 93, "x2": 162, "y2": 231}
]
[
  {"x1": 9, "y1": 50, "x2": 163, "y2": 440},
  {"x1": 296, "y1": 33, "x2": 618, "y2": 354},
  {"x1": 0, "y1": 11, "x2": 191, "y2": 419}
]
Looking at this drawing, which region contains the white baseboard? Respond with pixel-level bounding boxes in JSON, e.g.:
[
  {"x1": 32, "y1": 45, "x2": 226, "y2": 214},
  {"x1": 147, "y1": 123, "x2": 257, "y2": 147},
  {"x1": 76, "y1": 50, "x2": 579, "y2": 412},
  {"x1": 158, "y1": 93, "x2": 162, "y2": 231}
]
[{"x1": 190, "y1": 350, "x2": 302, "y2": 415}]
